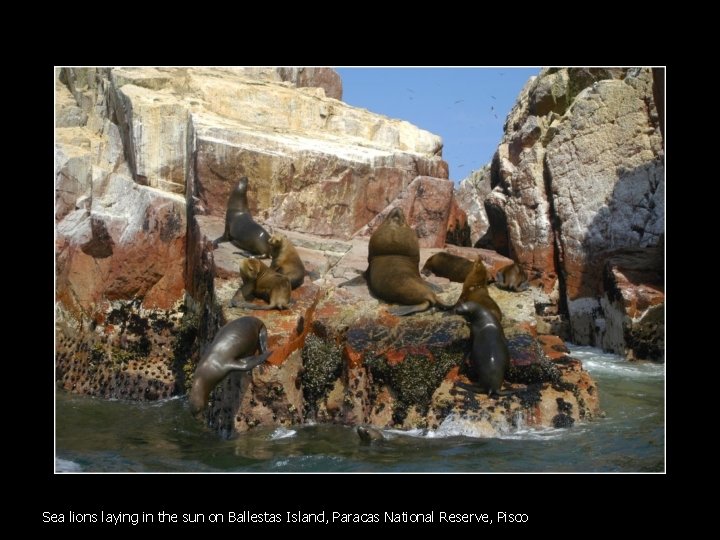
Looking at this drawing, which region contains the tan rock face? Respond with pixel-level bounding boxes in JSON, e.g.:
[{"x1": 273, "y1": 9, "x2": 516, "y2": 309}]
[
  {"x1": 454, "y1": 68, "x2": 663, "y2": 352},
  {"x1": 454, "y1": 164, "x2": 492, "y2": 245}
]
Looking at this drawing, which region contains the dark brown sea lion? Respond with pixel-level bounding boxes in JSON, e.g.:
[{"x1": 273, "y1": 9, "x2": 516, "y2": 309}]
[
  {"x1": 189, "y1": 317, "x2": 272, "y2": 416},
  {"x1": 452, "y1": 302, "x2": 509, "y2": 397},
  {"x1": 230, "y1": 258, "x2": 292, "y2": 310},
  {"x1": 421, "y1": 252, "x2": 474, "y2": 283},
  {"x1": 213, "y1": 177, "x2": 271, "y2": 256},
  {"x1": 356, "y1": 426, "x2": 386, "y2": 444},
  {"x1": 495, "y1": 262, "x2": 529, "y2": 292},
  {"x1": 366, "y1": 208, "x2": 453, "y2": 316},
  {"x1": 268, "y1": 233, "x2": 306, "y2": 289}
]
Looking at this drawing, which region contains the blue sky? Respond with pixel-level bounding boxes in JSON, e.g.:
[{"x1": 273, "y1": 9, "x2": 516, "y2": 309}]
[{"x1": 337, "y1": 68, "x2": 540, "y2": 183}]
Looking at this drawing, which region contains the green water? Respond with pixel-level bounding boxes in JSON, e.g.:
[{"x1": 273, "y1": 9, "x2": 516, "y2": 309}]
[{"x1": 55, "y1": 346, "x2": 664, "y2": 472}]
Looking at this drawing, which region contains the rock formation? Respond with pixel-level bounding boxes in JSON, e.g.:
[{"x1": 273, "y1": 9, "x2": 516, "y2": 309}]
[
  {"x1": 455, "y1": 68, "x2": 664, "y2": 360},
  {"x1": 56, "y1": 67, "x2": 601, "y2": 438}
]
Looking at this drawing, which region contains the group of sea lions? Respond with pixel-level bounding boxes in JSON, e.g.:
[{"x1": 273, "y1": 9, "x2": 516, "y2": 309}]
[{"x1": 190, "y1": 176, "x2": 532, "y2": 419}]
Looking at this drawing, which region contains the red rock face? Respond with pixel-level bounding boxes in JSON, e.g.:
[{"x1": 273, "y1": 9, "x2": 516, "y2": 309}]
[
  {"x1": 191, "y1": 129, "x2": 447, "y2": 240},
  {"x1": 56, "y1": 190, "x2": 187, "y2": 315},
  {"x1": 445, "y1": 197, "x2": 470, "y2": 246},
  {"x1": 599, "y1": 246, "x2": 664, "y2": 361},
  {"x1": 604, "y1": 249, "x2": 664, "y2": 319},
  {"x1": 356, "y1": 176, "x2": 455, "y2": 248}
]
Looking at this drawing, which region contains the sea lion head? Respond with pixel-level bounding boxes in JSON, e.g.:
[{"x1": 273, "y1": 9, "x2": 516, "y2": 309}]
[
  {"x1": 236, "y1": 176, "x2": 249, "y2": 193},
  {"x1": 268, "y1": 233, "x2": 286, "y2": 255},
  {"x1": 239, "y1": 258, "x2": 264, "y2": 281},
  {"x1": 386, "y1": 207, "x2": 407, "y2": 227}
]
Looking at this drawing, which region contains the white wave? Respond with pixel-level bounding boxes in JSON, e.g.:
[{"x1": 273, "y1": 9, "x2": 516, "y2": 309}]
[
  {"x1": 268, "y1": 427, "x2": 297, "y2": 440},
  {"x1": 567, "y1": 345, "x2": 665, "y2": 378},
  {"x1": 56, "y1": 458, "x2": 82, "y2": 472},
  {"x1": 381, "y1": 414, "x2": 572, "y2": 441}
]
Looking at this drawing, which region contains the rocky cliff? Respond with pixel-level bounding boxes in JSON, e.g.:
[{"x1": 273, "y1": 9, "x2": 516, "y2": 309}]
[
  {"x1": 455, "y1": 68, "x2": 664, "y2": 361},
  {"x1": 56, "y1": 67, "x2": 600, "y2": 438}
]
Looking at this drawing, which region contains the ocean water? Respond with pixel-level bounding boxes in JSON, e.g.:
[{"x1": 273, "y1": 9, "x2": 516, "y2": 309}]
[{"x1": 55, "y1": 345, "x2": 664, "y2": 472}]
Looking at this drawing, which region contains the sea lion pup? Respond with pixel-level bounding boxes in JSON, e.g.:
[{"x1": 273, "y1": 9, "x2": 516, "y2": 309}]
[
  {"x1": 230, "y1": 258, "x2": 292, "y2": 311},
  {"x1": 189, "y1": 317, "x2": 272, "y2": 416},
  {"x1": 495, "y1": 262, "x2": 529, "y2": 292},
  {"x1": 452, "y1": 302, "x2": 510, "y2": 398},
  {"x1": 213, "y1": 176, "x2": 271, "y2": 257},
  {"x1": 268, "y1": 233, "x2": 306, "y2": 289},
  {"x1": 421, "y1": 252, "x2": 474, "y2": 283},
  {"x1": 366, "y1": 207, "x2": 454, "y2": 316}
]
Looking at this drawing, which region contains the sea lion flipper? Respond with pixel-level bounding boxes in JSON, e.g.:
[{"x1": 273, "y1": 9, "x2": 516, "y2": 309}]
[
  {"x1": 258, "y1": 326, "x2": 269, "y2": 354},
  {"x1": 212, "y1": 234, "x2": 228, "y2": 249},
  {"x1": 388, "y1": 302, "x2": 431, "y2": 316},
  {"x1": 337, "y1": 274, "x2": 366, "y2": 288},
  {"x1": 455, "y1": 381, "x2": 489, "y2": 394},
  {"x1": 426, "y1": 281, "x2": 444, "y2": 294},
  {"x1": 228, "y1": 350, "x2": 273, "y2": 371},
  {"x1": 233, "y1": 302, "x2": 277, "y2": 311}
]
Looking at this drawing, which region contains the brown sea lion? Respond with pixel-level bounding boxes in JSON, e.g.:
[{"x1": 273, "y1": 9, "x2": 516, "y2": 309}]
[
  {"x1": 268, "y1": 233, "x2": 306, "y2": 289},
  {"x1": 459, "y1": 256, "x2": 489, "y2": 294},
  {"x1": 495, "y1": 262, "x2": 529, "y2": 292},
  {"x1": 188, "y1": 317, "x2": 272, "y2": 416},
  {"x1": 461, "y1": 285, "x2": 503, "y2": 322},
  {"x1": 421, "y1": 252, "x2": 474, "y2": 283},
  {"x1": 366, "y1": 207, "x2": 453, "y2": 316},
  {"x1": 230, "y1": 258, "x2": 292, "y2": 310},
  {"x1": 451, "y1": 302, "x2": 510, "y2": 397},
  {"x1": 213, "y1": 177, "x2": 271, "y2": 256}
]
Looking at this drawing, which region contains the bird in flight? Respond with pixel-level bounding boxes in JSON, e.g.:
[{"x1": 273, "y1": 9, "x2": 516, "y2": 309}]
[{"x1": 454, "y1": 99, "x2": 464, "y2": 104}]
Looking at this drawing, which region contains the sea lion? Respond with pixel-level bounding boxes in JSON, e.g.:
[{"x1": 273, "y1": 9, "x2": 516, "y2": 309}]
[
  {"x1": 461, "y1": 285, "x2": 503, "y2": 322},
  {"x1": 268, "y1": 233, "x2": 306, "y2": 289},
  {"x1": 230, "y1": 258, "x2": 292, "y2": 310},
  {"x1": 459, "y1": 256, "x2": 489, "y2": 294},
  {"x1": 189, "y1": 317, "x2": 272, "y2": 416},
  {"x1": 356, "y1": 426, "x2": 386, "y2": 444},
  {"x1": 495, "y1": 262, "x2": 529, "y2": 292},
  {"x1": 213, "y1": 176, "x2": 271, "y2": 256},
  {"x1": 366, "y1": 208, "x2": 454, "y2": 316},
  {"x1": 455, "y1": 256, "x2": 502, "y2": 320},
  {"x1": 421, "y1": 252, "x2": 474, "y2": 283},
  {"x1": 452, "y1": 301, "x2": 510, "y2": 397}
]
